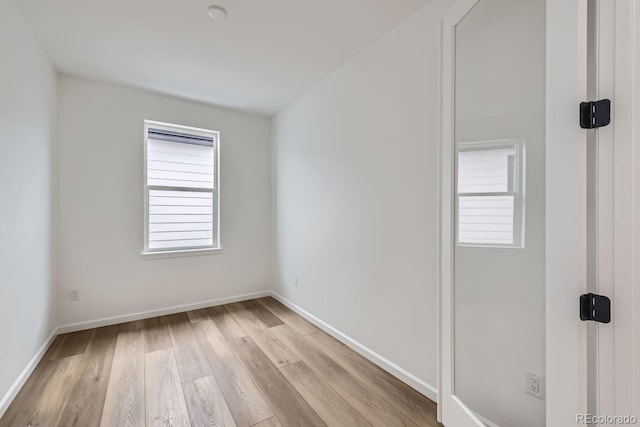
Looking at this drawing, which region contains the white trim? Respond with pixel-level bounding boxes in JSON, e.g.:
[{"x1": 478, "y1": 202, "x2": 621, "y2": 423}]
[
  {"x1": 545, "y1": 0, "x2": 589, "y2": 425},
  {"x1": 611, "y1": 0, "x2": 637, "y2": 416},
  {"x1": 144, "y1": 119, "x2": 219, "y2": 138},
  {"x1": 632, "y1": 1, "x2": 640, "y2": 417},
  {"x1": 596, "y1": 0, "x2": 638, "y2": 417},
  {"x1": 476, "y1": 413, "x2": 500, "y2": 427},
  {"x1": 56, "y1": 290, "x2": 270, "y2": 334},
  {"x1": 268, "y1": 291, "x2": 438, "y2": 402},
  {"x1": 438, "y1": 0, "x2": 487, "y2": 425},
  {"x1": 0, "y1": 330, "x2": 57, "y2": 419},
  {"x1": 593, "y1": 0, "x2": 616, "y2": 415},
  {"x1": 141, "y1": 247, "x2": 223, "y2": 259},
  {"x1": 437, "y1": 16, "x2": 444, "y2": 423}
]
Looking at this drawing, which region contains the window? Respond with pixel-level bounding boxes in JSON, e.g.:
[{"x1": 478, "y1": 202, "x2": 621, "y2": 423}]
[
  {"x1": 456, "y1": 140, "x2": 525, "y2": 247},
  {"x1": 143, "y1": 121, "x2": 220, "y2": 254}
]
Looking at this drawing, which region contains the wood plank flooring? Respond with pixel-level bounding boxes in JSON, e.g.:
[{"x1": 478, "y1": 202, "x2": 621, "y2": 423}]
[{"x1": 0, "y1": 297, "x2": 441, "y2": 427}]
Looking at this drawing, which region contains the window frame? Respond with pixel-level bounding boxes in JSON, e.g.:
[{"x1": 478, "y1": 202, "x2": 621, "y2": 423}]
[
  {"x1": 142, "y1": 120, "x2": 221, "y2": 256},
  {"x1": 455, "y1": 139, "x2": 526, "y2": 248}
]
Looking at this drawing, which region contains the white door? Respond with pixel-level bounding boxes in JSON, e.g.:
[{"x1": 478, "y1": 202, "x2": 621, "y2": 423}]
[
  {"x1": 589, "y1": 0, "x2": 639, "y2": 423},
  {"x1": 440, "y1": 0, "x2": 639, "y2": 426},
  {"x1": 437, "y1": 0, "x2": 607, "y2": 425}
]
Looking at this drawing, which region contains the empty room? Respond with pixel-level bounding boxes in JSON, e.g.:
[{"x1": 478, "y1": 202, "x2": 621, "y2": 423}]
[{"x1": 1, "y1": 0, "x2": 639, "y2": 426}]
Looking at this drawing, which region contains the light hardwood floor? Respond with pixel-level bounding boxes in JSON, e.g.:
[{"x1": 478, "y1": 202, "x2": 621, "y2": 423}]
[{"x1": 0, "y1": 297, "x2": 440, "y2": 427}]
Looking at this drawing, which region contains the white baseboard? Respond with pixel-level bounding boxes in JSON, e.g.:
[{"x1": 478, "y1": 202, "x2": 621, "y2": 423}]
[
  {"x1": 268, "y1": 291, "x2": 438, "y2": 402},
  {"x1": 0, "y1": 329, "x2": 57, "y2": 420},
  {"x1": 57, "y1": 290, "x2": 271, "y2": 334},
  {"x1": 477, "y1": 413, "x2": 500, "y2": 427}
]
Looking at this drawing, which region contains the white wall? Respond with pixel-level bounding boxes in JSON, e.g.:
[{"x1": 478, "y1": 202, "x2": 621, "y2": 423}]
[
  {"x1": 272, "y1": 0, "x2": 545, "y2": 423},
  {"x1": 56, "y1": 76, "x2": 271, "y2": 326},
  {"x1": 0, "y1": 0, "x2": 57, "y2": 408},
  {"x1": 272, "y1": 0, "x2": 453, "y2": 390}
]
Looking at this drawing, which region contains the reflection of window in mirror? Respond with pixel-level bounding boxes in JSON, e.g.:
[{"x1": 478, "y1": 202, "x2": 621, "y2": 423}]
[{"x1": 456, "y1": 140, "x2": 525, "y2": 248}]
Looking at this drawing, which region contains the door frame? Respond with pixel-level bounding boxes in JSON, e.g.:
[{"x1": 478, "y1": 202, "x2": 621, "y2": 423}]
[
  {"x1": 437, "y1": 0, "x2": 590, "y2": 425},
  {"x1": 544, "y1": 0, "x2": 589, "y2": 425},
  {"x1": 633, "y1": 4, "x2": 640, "y2": 417},
  {"x1": 437, "y1": 0, "x2": 485, "y2": 425},
  {"x1": 595, "y1": 0, "x2": 639, "y2": 419}
]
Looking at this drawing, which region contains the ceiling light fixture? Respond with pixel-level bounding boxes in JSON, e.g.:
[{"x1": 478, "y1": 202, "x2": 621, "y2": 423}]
[{"x1": 207, "y1": 5, "x2": 228, "y2": 20}]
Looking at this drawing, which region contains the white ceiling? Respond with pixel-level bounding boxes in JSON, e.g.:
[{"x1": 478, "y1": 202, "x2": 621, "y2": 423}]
[{"x1": 17, "y1": 0, "x2": 428, "y2": 116}]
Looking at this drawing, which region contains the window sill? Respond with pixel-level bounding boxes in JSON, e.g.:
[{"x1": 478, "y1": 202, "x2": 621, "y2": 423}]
[{"x1": 141, "y1": 247, "x2": 223, "y2": 259}]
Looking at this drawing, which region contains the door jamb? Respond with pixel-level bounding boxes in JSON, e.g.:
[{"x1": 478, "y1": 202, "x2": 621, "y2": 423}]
[{"x1": 545, "y1": 0, "x2": 589, "y2": 425}]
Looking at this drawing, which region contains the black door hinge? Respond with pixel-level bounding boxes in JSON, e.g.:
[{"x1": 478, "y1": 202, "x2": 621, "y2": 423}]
[
  {"x1": 580, "y1": 293, "x2": 611, "y2": 323},
  {"x1": 580, "y1": 99, "x2": 611, "y2": 129}
]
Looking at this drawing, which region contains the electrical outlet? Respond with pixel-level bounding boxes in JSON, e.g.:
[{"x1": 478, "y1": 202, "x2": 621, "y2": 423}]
[
  {"x1": 68, "y1": 289, "x2": 79, "y2": 301},
  {"x1": 294, "y1": 276, "x2": 299, "y2": 287},
  {"x1": 526, "y1": 372, "x2": 544, "y2": 400}
]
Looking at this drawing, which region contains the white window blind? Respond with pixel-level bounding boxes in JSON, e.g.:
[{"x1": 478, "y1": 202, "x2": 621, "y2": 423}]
[
  {"x1": 456, "y1": 141, "x2": 524, "y2": 247},
  {"x1": 458, "y1": 195, "x2": 515, "y2": 244},
  {"x1": 458, "y1": 148, "x2": 515, "y2": 193},
  {"x1": 144, "y1": 122, "x2": 219, "y2": 253},
  {"x1": 147, "y1": 139, "x2": 214, "y2": 189}
]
